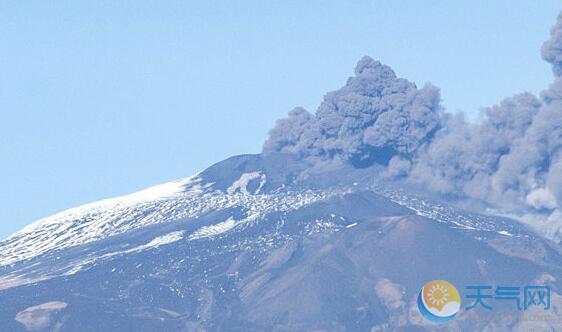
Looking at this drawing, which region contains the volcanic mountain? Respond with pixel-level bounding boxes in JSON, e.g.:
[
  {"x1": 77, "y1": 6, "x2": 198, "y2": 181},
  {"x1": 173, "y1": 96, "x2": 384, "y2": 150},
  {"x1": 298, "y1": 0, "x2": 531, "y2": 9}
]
[
  {"x1": 0, "y1": 153, "x2": 561, "y2": 331},
  {"x1": 4, "y1": 13, "x2": 562, "y2": 329}
]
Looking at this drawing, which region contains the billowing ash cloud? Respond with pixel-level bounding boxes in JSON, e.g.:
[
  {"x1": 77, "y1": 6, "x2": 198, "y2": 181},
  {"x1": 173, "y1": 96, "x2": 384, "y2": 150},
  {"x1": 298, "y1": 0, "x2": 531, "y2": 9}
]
[
  {"x1": 264, "y1": 13, "x2": 562, "y2": 241},
  {"x1": 410, "y1": 93, "x2": 541, "y2": 199},
  {"x1": 410, "y1": 13, "x2": 562, "y2": 239},
  {"x1": 263, "y1": 57, "x2": 442, "y2": 167},
  {"x1": 542, "y1": 12, "x2": 562, "y2": 76}
]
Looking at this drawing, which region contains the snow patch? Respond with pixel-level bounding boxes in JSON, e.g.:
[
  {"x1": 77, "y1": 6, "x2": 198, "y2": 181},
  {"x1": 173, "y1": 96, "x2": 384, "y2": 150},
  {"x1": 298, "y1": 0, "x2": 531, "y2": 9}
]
[
  {"x1": 129, "y1": 231, "x2": 185, "y2": 251},
  {"x1": 15, "y1": 301, "x2": 67, "y2": 331},
  {"x1": 189, "y1": 217, "x2": 237, "y2": 240},
  {"x1": 63, "y1": 231, "x2": 185, "y2": 276},
  {"x1": 189, "y1": 212, "x2": 264, "y2": 241},
  {"x1": 227, "y1": 172, "x2": 266, "y2": 195}
]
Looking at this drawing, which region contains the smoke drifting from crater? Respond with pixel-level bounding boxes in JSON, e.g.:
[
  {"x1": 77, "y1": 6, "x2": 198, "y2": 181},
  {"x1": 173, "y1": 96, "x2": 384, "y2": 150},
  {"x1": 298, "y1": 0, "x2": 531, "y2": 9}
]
[
  {"x1": 264, "y1": 12, "x2": 562, "y2": 241},
  {"x1": 263, "y1": 57, "x2": 442, "y2": 166}
]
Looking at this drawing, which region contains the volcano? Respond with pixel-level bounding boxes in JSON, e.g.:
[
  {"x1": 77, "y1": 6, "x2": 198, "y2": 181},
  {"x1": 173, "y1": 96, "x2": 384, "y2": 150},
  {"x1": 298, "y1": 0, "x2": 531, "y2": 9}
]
[{"x1": 1, "y1": 153, "x2": 561, "y2": 331}]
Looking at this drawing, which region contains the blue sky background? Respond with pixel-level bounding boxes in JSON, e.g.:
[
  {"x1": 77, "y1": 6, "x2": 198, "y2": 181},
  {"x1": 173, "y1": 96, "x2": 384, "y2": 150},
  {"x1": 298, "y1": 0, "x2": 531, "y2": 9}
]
[{"x1": 1, "y1": 1, "x2": 561, "y2": 239}]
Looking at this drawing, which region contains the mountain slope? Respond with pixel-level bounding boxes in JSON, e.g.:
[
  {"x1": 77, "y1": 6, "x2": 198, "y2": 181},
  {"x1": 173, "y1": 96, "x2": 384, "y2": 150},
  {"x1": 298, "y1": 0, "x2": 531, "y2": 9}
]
[{"x1": 1, "y1": 153, "x2": 561, "y2": 331}]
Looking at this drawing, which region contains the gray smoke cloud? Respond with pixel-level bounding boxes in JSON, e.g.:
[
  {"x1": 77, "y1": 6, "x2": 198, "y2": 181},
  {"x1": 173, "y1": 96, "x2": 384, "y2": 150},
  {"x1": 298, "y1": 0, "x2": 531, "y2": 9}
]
[
  {"x1": 542, "y1": 12, "x2": 562, "y2": 77},
  {"x1": 264, "y1": 12, "x2": 562, "y2": 241},
  {"x1": 410, "y1": 93, "x2": 541, "y2": 199},
  {"x1": 412, "y1": 11, "x2": 562, "y2": 240},
  {"x1": 263, "y1": 57, "x2": 442, "y2": 167}
]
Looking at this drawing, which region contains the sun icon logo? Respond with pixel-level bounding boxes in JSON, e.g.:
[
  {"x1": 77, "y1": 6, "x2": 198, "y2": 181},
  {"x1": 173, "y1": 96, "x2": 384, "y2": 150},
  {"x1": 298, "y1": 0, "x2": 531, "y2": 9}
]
[
  {"x1": 427, "y1": 283, "x2": 449, "y2": 306},
  {"x1": 417, "y1": 280, "x2": 461, "y2": 323}
]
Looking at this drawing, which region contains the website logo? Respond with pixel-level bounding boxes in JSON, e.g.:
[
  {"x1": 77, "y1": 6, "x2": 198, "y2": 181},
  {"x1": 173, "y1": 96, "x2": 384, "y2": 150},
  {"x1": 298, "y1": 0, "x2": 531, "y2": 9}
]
[{"x1": 417, "y1": 280, "x2": 461, "y2": 323}]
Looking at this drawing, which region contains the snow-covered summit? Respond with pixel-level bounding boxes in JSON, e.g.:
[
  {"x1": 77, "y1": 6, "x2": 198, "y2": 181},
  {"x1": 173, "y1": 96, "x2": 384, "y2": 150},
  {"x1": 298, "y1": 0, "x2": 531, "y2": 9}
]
[{"x1": 0, "y1": 152, "x2": 561, "y2": 331}]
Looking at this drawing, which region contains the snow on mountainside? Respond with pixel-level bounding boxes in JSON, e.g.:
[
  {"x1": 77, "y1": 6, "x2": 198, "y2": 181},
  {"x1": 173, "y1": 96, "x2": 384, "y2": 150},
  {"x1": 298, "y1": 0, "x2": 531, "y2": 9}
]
[
  {"x1": 0, "y1": 165, "x2": 332, "y2": 267},
  {"x1": 1, "y1": 153, "x2": 562, "y2": 331},
  {"x1": 0, "y1": 153, "x2": 534, "y2": 269}
]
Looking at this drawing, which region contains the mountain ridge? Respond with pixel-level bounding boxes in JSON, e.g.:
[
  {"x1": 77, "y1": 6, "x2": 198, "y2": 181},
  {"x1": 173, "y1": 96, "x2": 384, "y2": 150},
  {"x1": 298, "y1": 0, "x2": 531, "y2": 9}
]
[{"x1": 1, "y1": 153, "x2": 562, "y2": 331}]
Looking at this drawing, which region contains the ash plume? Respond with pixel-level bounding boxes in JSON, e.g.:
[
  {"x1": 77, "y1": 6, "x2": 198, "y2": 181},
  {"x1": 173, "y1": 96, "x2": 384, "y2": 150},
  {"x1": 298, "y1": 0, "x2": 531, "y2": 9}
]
[
  {"x1": 263, "y1": 57, "x2": 442, "y2": 167},
  {"x1": 542, "y1": 12, "x2": 562, "y2": 77},
  {"x1": 264, "y1": 12, "x2": 562, "y2": 241}
]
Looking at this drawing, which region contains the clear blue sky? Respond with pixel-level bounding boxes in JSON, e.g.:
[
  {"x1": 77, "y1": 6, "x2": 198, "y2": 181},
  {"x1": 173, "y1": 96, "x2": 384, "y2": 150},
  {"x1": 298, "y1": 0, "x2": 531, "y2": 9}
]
[{"x1": 1, "y1": 1, "x2": 560, "y2": 239}]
